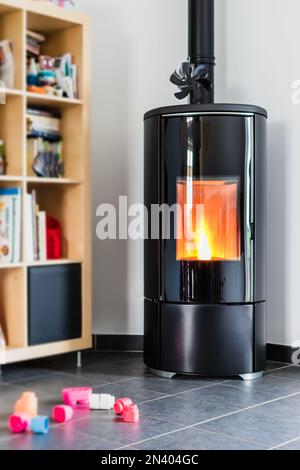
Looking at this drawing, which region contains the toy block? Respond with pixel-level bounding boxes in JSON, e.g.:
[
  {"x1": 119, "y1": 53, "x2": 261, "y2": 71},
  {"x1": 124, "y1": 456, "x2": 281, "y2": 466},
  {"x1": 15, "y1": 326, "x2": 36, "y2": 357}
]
[
  {"x1": 89, "y1": 393, "x2": 115, "y2": 410},
  {"x1": 8, "y1": 413, "x2": 30, "y2": 433},
  {"x1": 113, "y1": 397, "x2": 133, "y2": 415},
  {"x1": 30, "y1": 416, "x2": 49, "y2": 435},
  {"x1": 52, "y1": 405, "x2": 74, "y2": 423},
  {"x1": 62, "y1": 387, "x2": 92, "y2": 406},
  {"x1": 122, "y1": 404, "x2": 139, "y2": 423},
  {"x1": 14, "y1": 392, "x2": 38, "y2": 418}
]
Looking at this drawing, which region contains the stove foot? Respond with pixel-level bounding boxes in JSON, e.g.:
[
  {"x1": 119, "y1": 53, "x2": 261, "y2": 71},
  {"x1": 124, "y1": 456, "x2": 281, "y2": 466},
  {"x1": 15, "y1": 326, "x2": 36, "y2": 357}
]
[
  {"x1": 239, "y1": 371, "x2": 264, "y2": 381},
  {"x1": 148, "y1": 368, "x2": 176, "y2": 379}
]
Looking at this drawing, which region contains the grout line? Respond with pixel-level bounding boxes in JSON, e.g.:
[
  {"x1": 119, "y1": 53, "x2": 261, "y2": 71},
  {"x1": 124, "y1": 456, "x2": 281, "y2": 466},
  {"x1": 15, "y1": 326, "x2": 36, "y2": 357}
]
[
  {"x1": 265, "y1": 364, "x2": 293, "y2": 374},
  {"x1": 117, "y1": 389, "x2": 300, "y2": 449},
  {"x1": 268, "y1": 435, "x2": 300, "y2": 450},
  {"x1": 137, "y1": 381, "x2": 229, "y2": 405},
  {"x1": 192, "y1": 427, "x2": 268, "y2": 449},
  {"x1": 268, "y1": 373, "x2": 300, "y2": 383}
]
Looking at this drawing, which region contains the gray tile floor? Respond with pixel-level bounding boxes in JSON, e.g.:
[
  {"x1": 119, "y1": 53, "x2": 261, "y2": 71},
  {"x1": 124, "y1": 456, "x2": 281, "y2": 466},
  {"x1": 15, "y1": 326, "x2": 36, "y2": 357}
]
[{"x1": 0, "y1": 353, "x2": 299, "y2": 450}]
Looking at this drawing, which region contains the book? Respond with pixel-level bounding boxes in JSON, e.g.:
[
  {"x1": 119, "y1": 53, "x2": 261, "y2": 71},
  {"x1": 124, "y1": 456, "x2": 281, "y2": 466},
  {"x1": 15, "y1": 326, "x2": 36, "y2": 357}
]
[
  {"x1": 12, "y1": 188, "x2": 21, "y2": 263},
  {"x1": 27, "y1": 112, "x2": 61, "y2": 134},
  {"x1": 0, "y1": 40, "x2": 14, "y2": 88},
  {"x1": 0, "y1": 323, "x2": 5, "y2": 348},
  {"x1": 31, "y1": 190, "x2": 38, "y2": 260},
  {"x1": 25, "y1": 193, "x2": 34, "y2": 262},
  {"x1": 54, "y1": 53, "x2": 74, "y2": 98},
  {"x1": 38, "y1": 211, "x2": 47, "y2": 261},
  {"x1": 0, "y1": 189, "x2": 13, "y2": 263},
  {"x1": 27, "y1": 30, "x2": 46, "y2": 43},
  {"x1": 0, "y1": 188, "x2": 21, "y2": 263}
]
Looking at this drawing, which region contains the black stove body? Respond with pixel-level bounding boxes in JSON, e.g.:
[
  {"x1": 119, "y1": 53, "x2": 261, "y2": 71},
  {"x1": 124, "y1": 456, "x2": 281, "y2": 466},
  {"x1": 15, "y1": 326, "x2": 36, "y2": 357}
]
[{"x1": 143, "y1": 1, "x2": 267, "y2": 379}]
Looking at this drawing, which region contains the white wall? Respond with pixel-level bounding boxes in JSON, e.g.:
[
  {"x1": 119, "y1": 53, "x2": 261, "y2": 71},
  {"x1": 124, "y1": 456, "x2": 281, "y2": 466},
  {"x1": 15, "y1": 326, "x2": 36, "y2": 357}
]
[
  {"x1": 214, "y1": 0, "x2": 300, "y2": 346},
  {"x1": 78, "y1": 0, "x2": 187, "y2": 335},
  {"x1": 79, "y1": 0, "x2": 300, "y2": 346}
]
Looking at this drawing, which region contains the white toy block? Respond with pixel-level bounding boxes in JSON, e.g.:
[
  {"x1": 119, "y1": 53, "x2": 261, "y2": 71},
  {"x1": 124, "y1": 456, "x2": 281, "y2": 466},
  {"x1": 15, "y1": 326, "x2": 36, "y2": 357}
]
[{"x1": 89, "y1": 393, "x2": 115, "y2": 410}]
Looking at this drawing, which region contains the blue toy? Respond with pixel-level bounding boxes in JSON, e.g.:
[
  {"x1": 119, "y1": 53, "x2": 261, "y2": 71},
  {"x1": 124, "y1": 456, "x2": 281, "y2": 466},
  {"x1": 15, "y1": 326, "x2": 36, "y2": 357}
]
[{"x1": 30, "y1": 416, "x2": 49, "y2": 435}]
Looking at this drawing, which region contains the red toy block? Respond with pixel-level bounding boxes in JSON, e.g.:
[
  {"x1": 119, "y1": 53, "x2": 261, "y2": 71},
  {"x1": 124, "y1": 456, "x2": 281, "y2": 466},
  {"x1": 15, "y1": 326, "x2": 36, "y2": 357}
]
[
  {"x1": 113, "y1": 397, "x2": 133, "y2": 415},
  {"x1": 122, "y1": 404, "x2": 139, "y2": 423},
  {"x1": 52, "y1": 404, "x2": 74, "y2": 423},
  {"x1": 8, "y1": 413, "x2": 30, "y2": 433},
  {"x1": 62, "y1": 387, "x2": 92, "y2": 406}
]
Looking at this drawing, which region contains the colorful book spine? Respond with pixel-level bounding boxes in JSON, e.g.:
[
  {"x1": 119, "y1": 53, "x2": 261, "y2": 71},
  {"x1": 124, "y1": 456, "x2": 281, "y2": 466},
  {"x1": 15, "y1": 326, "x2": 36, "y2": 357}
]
[{"x1": 0, "y1": 188, "x2": 21, "y2": 263}]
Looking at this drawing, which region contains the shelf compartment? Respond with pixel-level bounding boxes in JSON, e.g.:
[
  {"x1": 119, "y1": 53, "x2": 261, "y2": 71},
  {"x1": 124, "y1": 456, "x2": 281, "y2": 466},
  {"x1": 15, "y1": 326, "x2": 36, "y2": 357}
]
[
  {"x1": 0, "y1": 7, "x2": 25, "y2": 90},
  {"x1": 27, "y1": 183, "x2": 85, "y2": 260},
  {"x1": 0, "y1": 94, "x2": 24, "y2": 176},
  {"x1": 27, "y1": 11, "x2": 83, "y2": 99},
  {"x1": 26, "y1": 104, "x2": 84, "y2": 180},
  {"x1": 0, "y1": 267, "x2": 25, "y2": 348}
]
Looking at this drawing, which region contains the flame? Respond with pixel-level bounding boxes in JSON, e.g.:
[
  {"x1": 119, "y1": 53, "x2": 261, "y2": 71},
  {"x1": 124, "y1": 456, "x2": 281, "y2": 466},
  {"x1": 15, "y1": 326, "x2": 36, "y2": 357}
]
[{"x1": 197, "y1": 225, "x2": 212, "y2": 260}]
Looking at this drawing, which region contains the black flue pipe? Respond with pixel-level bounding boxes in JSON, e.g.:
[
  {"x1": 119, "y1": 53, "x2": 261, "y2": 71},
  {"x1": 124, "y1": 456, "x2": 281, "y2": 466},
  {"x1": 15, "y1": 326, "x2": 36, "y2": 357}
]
[{"x1": 188, "y1": 0, "x2": 215, "y2": 103}]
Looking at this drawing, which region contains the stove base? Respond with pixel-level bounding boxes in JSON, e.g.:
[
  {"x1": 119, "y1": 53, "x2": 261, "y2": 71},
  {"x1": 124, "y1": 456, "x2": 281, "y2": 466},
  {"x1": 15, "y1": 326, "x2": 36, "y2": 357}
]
[
  {"x1": 239, "y1": 371, "x2": 264, "y2": 381},
  {"x1": 148, "y1": 368, "x2": 176, "y2": 379},
  {"x1": 144, "y1": 299, "x2": 266, "y2": 377},
  {"x1": 147, "y1": 367, "x2": 264, "y2": 381}
]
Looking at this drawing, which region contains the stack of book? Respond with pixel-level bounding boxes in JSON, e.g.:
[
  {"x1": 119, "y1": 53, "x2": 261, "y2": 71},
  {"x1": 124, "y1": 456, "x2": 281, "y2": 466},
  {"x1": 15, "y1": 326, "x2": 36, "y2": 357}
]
[
  {"x1": 26, "y1": 30, "x2": 45, "y2": 58},
  {"x1": 0, "y1": 188, "x2": 21, "y2": 264},
  {"x1": 25, "y1": 190, "x2": 47, "y2": 262},
  {"x1": 27, "y1": 108, "x2": 64, "y2": 178}
]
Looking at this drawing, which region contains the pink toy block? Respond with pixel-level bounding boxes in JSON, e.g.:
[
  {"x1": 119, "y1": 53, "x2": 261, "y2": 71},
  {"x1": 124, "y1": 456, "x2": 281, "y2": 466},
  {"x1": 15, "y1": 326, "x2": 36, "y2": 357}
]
[
  {"x1": 52, "y1": 404, "x2": 74, "y2": 423},
  {"x1": 122, "y1": 404, "x2": 139, "y2": 423},
  {"x1": 113, "y1": 397, "x2": 133, "y2": 415},
  {"x1": 62, "y1": 387, "x2": 92, "y2": 406},
  {"x1": 8, "y1": 413, "x2": 30, "y2": 433},
  {"x1": 14, "y1": 392, "x2": 38, "y2": 418}
]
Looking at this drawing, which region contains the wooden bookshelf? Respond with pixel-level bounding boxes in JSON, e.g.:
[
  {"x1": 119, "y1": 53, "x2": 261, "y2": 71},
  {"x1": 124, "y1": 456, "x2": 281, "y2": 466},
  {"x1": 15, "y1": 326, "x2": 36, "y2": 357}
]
[{"x1": 0, "y1": 0, "x2": 91, "y2": 364}]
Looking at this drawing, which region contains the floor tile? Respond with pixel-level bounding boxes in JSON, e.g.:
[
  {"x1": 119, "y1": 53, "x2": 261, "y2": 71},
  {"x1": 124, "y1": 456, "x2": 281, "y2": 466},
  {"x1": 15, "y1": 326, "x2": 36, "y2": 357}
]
[
  {"x1": 138, "y1": 383, "x2": 292, "y2": 428},
  {"x1": 8, "y1": 371, "x2": 107, "y2": 396},
  {"x1": 265, "y1": 361, "x2": 290, "y2": 372},
  {"x1": 250, "y1": 394, "x2": 300, "y2": 421},
  {"x1": 128, "y1": 427, "x2": 267, "y2": 450},
  {"x1": 273, "y1": 438, "x2": 300, "y2": 450},
  {"x1": 138, "y1": 394, "x2": 239, "y2": 427},
  {"x1": 0, "y1": 427, "x2": 113, "y2": 450},
  {"x1": 198, "y1": 405, "x2": 300, "y2": 447},
  {"x1": 40, "y1": 359, "x2": 148, "y2": 385},
  {"x1": 269, "y1": 366, "x2": 300, "y2": 381},
  {"x1": 226, "y1": 374, "x2": 300, "y2": 397},
  {"x1": 92, "y1": 381, "x2": 167, "y2": 404},
  {"x1": 119, "y1": 376, "x2": 222, "y2": 396},
  {"x1": 0, "y1": 363, "x2": 51, "y2": 384},
  {"x1": 63, "y1": 413, "x2": 177, "y2": 446}
]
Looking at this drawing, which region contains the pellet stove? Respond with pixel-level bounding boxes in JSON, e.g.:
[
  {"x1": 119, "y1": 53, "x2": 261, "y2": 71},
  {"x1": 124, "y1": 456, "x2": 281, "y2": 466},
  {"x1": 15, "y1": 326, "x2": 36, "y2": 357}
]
[{"x1": 144, "y1": 0, "x2": 267, "y2": 379}]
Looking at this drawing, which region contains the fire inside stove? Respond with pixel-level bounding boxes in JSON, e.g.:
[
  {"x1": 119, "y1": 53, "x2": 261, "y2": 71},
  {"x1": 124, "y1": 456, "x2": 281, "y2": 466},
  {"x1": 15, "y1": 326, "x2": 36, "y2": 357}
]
[{"x1": 176, "y1": 178, "x2": 241, "y2": 261}]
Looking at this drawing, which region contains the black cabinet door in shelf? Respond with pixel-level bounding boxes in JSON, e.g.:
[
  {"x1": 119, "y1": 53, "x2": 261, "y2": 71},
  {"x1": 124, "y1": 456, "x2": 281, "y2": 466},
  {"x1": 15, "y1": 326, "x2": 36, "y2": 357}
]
[{"x1": 28, "y1": 264, "x2": 82, "y2": 346}]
